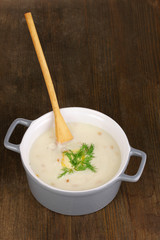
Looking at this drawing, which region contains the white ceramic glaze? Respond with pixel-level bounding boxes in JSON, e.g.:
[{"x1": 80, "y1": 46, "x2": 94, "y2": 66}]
[{"x1": 4, "y1": 107, "x2": 146, "y2": 215}]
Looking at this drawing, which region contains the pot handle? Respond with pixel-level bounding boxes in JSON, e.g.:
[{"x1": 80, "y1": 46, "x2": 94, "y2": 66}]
[
  {"x1": 118, "y1": 147, "x2": 146, "y2": 182},
  {"x1": 4, "y1": 118, "x2": 32, "y2": 153}
]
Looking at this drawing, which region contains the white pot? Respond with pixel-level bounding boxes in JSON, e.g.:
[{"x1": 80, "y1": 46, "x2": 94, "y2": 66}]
[{"x1": 4, "y1": 107, "x2": 146, "y2": 215}]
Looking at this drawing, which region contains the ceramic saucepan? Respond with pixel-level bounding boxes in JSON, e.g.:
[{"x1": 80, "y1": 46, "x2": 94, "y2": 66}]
[{"x1": 4, "y1": 107, "x2": 146, "y2": 215}]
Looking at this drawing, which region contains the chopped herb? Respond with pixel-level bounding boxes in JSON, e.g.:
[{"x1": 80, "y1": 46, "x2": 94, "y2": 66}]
[
  {"x1": 58, "y1": 143, "x2": 96, "y2": 178},
  {"x1": 58, "y1": 167, "x2": 74, "y2": 178}
]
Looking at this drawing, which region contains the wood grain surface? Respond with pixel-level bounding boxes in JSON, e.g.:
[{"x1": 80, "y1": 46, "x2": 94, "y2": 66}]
[{"x1": 0, "y1": 0, "x2": 160, "y2": 239}]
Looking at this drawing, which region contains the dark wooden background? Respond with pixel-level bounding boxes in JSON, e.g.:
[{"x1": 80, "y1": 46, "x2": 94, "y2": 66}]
[{"x1": 0, "y1": 0, "x2": 160, "y2": 239}]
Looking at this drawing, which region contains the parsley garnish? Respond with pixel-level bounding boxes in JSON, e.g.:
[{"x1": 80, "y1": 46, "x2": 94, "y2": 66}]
[{"x1": 58, "y1": 143, "x2": 96, "y2": 178}]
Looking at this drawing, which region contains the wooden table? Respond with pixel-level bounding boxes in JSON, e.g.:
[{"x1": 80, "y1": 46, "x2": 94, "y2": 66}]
[{"x1": 1, "y1": 0, "x2": 159, "y2": 239}]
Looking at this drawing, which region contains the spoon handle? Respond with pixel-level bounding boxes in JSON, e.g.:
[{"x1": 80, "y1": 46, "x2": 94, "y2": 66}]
[{"x1": 24, "y1": 12, "x2": 59, "y2": 111}]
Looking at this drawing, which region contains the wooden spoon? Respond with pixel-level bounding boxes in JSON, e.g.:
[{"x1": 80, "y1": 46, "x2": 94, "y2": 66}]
[{"x1": 24, "y1": 12, "x2": 73, "y2": 143}]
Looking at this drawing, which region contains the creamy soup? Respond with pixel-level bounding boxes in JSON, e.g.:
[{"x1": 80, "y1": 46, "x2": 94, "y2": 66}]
[{"x1": 29, "y1": 122, "x2": 121, "y2": 191}]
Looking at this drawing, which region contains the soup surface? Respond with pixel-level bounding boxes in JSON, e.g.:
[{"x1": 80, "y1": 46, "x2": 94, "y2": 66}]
[{"x1": 29, "y1": 122, "x2": 121, "y2": 191}]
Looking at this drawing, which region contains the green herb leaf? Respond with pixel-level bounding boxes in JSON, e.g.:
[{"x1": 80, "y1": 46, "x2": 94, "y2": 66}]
[{"x1": 58, "y1": 167, "x2": 74, "y2": 178}]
